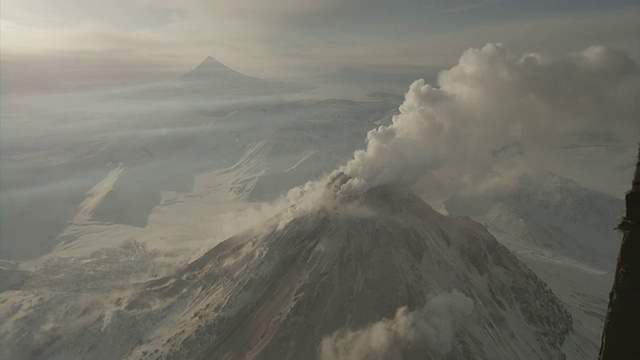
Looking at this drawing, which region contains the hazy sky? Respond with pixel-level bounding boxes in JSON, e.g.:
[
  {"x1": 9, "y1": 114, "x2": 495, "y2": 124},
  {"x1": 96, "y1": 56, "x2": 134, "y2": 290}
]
[{"x1": 1, "y1": 0, "x2": 639, "y2": 90}]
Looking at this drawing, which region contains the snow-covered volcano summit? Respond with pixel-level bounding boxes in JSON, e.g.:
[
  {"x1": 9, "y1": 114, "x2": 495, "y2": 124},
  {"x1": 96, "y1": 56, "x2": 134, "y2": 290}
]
[{"x1": 20, "y1": 184, "x2": 574, "y2": 359}]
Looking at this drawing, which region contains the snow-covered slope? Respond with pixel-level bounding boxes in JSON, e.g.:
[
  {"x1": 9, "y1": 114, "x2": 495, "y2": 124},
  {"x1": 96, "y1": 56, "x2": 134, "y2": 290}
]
[
  {"x1": 0, "y1": 260, "x2": 29, "y2": 293},
  {"x1": 4, "y1": 185, "x2": 574, "y2": 360},
  {"x1": 0, "y1": 241, "x2": 159, "y2": 359},
  {"x1": 0, "y1": 93, "x2": 398, "y2": 261},
  {"x1": 215, "y1": 98, "x2": 399, "y2": 202},
  {"x1": 73, "y1": 164, "x2": 124, "y2": 223},
  {"x1": 445, "y1": 171, "x2": 623, "y2": 267},
  {"x1": 442, "y1": 171, "x2": 623, "y2": 358}
]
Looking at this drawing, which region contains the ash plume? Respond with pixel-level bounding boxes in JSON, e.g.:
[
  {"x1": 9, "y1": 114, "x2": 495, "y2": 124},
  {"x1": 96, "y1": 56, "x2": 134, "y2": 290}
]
[
  {"x1": 207, "y1": 43, "x2": 639, "y2": 244},
  {"x1": 331, "y1": 43, "x2": 638, "y2": 197}
]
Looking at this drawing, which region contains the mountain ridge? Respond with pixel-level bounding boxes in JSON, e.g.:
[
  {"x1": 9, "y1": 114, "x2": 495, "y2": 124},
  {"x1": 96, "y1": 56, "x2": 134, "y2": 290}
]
[{"x1": 445, "y1": 171, "x2": 623, "y2": 267}]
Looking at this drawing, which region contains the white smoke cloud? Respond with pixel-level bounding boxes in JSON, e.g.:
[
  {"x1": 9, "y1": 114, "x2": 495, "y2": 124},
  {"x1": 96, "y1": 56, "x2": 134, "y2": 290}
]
[
  {"x1": 198, "y1": 43, "x2": 639, "y2": 242},
  {"x1": 319, "y1": 290, "x2": 474, "y2": 360},
  {"x1": 333, "y1": 43, "x2": 639, "y2": 198}
]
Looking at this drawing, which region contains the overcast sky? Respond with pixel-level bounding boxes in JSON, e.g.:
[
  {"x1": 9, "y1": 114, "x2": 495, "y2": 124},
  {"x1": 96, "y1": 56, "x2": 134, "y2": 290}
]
[{"x1": 1, "y1": 0, "x2": 639, "y2": 90}]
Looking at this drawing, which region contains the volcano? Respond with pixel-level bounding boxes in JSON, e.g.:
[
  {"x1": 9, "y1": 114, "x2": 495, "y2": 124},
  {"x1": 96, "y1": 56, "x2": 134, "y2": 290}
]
[
  {"x1": 175, "y1": 56, "x2": 304, "y2": 95},
  {"x1": 178, "y1": 56, "x2": 266, "y2": 86},
  {"x1": 25, "y1": 185, "x2": 572, "y2": 360}
]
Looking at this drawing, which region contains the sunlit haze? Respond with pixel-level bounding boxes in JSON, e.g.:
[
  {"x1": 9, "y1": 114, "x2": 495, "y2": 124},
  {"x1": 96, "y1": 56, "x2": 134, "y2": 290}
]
[
  {"x1": 1, "y1": 0, "x2": 639, "y2": 90},
  {"x1": 1, "y1": 1, "x2": 639, "y2": 359}
]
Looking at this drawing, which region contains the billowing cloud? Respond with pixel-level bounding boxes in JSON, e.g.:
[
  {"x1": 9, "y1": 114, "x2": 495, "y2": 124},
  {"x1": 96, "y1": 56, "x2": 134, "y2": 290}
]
[
  {"x1": 319, "y1": 290, "x2": 474, "y2": 360},
  {"x1": 219, "y1": 43, "x2": 638, "y2": 233},
  {"x1": 334, "y1": 43, "x2": 639, "y2": 197}
]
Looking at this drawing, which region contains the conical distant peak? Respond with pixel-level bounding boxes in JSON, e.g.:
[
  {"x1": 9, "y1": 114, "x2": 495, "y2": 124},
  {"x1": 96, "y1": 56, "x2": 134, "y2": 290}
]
[
  {"x1": 197, "y1": 56, "x2": 227, "y2": 69},
  {"x1": 178, "y1": 54, "x2": 271, "y2": 87}
]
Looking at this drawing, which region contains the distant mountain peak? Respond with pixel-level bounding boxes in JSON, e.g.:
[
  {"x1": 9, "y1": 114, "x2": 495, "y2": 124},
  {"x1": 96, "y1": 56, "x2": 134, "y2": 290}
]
[
  {"x1": 194, "y1": 56, "x2": 228, "y2": 70},
  {"x1": 175, "y1": 55, "x2": 304, "y2": 95},
  {"x1": 178, "y1": 56, "x2": 256, "y2": 83}
]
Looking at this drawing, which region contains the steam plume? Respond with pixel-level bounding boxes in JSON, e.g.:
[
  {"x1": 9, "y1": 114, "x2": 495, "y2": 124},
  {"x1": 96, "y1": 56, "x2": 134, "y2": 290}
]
[
  {"x1": 319, "y1": 290, "x2": 474, "y2": 360},
  {"x1": 333, "y1": 43, "x2": 638, "y2": 197}
]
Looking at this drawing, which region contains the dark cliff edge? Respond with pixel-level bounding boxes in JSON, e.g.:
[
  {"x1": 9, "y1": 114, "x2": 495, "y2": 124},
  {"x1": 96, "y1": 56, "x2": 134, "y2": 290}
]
[{"x1": 599, "y1": 145, "x2": 640, "y2": 359}]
